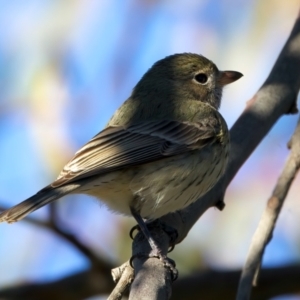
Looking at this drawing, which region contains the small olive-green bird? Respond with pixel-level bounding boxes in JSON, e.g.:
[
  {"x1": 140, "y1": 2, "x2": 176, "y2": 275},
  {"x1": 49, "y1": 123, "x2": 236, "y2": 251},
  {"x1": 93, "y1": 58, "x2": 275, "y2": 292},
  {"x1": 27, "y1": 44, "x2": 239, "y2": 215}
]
[{"x1": 0, "y1": 53, "x2": 242, "y2": 258}]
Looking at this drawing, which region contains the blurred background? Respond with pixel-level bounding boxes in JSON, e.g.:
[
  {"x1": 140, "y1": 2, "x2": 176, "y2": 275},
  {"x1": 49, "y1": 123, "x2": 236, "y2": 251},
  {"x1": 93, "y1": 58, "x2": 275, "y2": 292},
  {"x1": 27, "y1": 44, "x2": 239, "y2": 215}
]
[{"x1": 0, "y1": 0, "x2": 300, "y2": 299}]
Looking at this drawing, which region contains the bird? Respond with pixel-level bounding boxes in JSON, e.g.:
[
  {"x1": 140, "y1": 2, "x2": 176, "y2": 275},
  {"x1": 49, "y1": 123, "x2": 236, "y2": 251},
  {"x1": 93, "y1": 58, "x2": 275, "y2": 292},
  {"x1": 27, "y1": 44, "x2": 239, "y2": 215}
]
[{"x1": 0, "y1": 53, "x2": 242, "y2": 274}]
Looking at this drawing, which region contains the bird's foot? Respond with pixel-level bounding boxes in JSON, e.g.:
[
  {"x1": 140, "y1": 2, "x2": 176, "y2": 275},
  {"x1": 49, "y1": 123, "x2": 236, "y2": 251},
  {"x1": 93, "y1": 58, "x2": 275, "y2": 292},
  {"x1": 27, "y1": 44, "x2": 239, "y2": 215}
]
[
  {"x1": 130, "y1": 251, "x2": 178, "y2": 281},
  {"x1": 129, "y1": 224, "x2": 140, "y2": 240},
  {"x1": 129, "y1": 207, "x2": 179, "y2": 280}
]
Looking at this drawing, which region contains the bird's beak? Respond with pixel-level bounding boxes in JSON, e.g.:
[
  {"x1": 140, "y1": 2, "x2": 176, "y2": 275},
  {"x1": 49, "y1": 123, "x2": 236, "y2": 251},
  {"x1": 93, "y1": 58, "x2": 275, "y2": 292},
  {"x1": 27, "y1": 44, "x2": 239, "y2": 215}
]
[{"x1": 218, "y1": 71, "x2": 243, "y2": 86}]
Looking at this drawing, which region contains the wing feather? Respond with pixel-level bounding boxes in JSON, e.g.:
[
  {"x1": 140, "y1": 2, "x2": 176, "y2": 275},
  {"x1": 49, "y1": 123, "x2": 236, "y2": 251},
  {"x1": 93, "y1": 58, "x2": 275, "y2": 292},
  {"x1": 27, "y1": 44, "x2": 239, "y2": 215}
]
[{"x1": 51, "y1": 119, "x2": 220, "y2": 187}]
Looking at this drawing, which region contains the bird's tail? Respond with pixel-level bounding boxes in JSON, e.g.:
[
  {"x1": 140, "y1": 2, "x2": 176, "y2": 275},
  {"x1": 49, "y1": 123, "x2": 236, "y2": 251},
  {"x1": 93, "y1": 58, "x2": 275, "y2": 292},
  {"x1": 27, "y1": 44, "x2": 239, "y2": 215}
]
[{"x1": 0, "y1": 184, "x2": 78, "y2": 223}]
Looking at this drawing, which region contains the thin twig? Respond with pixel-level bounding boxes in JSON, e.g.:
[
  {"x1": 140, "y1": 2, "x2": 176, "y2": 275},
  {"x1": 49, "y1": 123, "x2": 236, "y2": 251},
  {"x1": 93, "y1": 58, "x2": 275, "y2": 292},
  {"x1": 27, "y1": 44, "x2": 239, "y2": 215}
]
[
  {"x1": 1, "y1": 264, "x2": 300, "y2": 300},
  {"x1": 236, "y1": 116, "x2": 300, "y2": 300},
  {"x1": 108, "y1": 261, "x2": 134, "y2": 300},
  {"x1": 0, "y1": 204, "x2": 110, "y2": 268},
  {"x1": 48, "y1": 201, "x2": 105, "y2": 266}
]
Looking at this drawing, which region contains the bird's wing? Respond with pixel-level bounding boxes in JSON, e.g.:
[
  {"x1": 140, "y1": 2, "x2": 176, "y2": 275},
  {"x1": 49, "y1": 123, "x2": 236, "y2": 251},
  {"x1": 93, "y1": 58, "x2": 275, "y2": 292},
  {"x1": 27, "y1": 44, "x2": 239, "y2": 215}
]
[{"x1": 51, "y1": 118, "x2": 220, "y2": 187}]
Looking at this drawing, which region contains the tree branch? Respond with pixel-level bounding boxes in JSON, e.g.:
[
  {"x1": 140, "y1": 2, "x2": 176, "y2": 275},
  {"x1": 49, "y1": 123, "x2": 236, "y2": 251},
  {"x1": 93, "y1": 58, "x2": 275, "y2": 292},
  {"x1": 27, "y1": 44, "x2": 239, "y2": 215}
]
[
  {"x1": 0, "y1": 204, "x2": 112, "y2": 270},
  {"x1": 128, "y1": 9, "x2": 300, "y2": 299},
  {"x1": 108, "y1": 261, "x2": 134, "y2": 300},
  {"x1": 236, "y1": 116, "x2": 300, "y2": 300},
  {"x1": 0, "y1": 269, "x2": 114, "y2": 300},
  {"x1": 1, "y1": 265, "x2": 299, "y2": 300},
  {"x1": 129, "y1": 222, "x2": 173, "y2": 300},
  {"x1": 161, "y1": 7, "x2": 300, "y2": 245},
  {"x1": 47, "y1": 202, "x2": 106, "y2": 267}
]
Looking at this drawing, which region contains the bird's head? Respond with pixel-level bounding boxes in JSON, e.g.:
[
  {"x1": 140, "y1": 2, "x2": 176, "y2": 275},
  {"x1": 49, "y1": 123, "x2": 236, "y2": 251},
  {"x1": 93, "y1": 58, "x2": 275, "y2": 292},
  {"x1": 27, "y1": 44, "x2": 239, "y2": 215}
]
[{"x1": 132, "y1": 53, "x2": 242, "y2": 110}]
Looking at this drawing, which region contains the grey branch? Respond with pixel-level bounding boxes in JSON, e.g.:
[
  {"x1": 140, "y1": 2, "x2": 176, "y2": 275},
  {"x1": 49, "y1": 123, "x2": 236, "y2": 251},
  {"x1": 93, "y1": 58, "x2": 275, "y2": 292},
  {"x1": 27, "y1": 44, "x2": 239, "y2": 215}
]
[
  {"x1": 126, "y1": 9, "x2": 300, "y2": 300},
  {"x1": 1, "y1": 265, "x2": 300, "y2": 300},
  {"x1": 109, "y1": 261, "x2": 134, "y2": 300},
  {"x1": 236, "y1": 116, "x2": 300, "y2": 300},
  {"x1": 0, "y1": 204, "x2": 112, "y2": 270},
  {"x1": 129, "y1": 222, "x2": 174, "y2": 300}
]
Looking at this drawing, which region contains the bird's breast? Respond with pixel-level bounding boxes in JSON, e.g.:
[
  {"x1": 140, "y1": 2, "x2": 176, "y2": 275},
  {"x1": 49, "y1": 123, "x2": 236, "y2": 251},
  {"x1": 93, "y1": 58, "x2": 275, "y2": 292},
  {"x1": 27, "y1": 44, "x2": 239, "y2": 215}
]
[{"x1": 130, "y1": 142, "x2": 228, "y2": 219}]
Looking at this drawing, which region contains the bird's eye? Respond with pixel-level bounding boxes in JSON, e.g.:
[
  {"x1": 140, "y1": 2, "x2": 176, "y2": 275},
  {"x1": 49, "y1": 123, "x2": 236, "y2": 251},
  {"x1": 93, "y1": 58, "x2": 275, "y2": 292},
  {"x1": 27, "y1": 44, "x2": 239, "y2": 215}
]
[{"x1": 194, "y1": 73, "x2": 208, "y2": 84}]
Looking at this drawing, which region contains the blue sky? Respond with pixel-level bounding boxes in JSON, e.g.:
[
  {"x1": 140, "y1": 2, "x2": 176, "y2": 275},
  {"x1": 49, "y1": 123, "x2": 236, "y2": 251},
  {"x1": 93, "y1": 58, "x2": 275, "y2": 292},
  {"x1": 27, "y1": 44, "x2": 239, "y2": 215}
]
[{"x1": 0, "y1": 1, "x2": 299, "y2": 298}]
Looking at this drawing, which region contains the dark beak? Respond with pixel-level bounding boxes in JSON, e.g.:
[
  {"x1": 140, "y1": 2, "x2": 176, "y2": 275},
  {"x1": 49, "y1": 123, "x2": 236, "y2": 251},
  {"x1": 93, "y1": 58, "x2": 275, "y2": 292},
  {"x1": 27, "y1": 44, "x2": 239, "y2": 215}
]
[{"x1": 218, "y1": 71, "x2": 243, "y2": 86}]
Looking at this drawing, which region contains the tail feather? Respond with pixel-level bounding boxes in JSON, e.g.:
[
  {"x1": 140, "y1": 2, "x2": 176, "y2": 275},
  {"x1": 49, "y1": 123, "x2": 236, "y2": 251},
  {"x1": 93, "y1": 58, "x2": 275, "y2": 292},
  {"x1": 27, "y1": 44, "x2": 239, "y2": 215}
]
[{"x1": 0, "y1": 184, "x2": 78, "y2": 223}]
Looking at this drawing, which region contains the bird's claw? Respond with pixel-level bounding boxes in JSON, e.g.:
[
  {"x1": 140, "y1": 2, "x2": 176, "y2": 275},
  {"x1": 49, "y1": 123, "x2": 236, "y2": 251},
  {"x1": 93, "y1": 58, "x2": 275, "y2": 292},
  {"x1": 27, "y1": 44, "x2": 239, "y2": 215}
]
[
  {"x1": 130, "y1": 252, "x2": 178, "y2": 281},
  {"x1": 129, "y1": 224, "x2": 140, "y2": 239}
]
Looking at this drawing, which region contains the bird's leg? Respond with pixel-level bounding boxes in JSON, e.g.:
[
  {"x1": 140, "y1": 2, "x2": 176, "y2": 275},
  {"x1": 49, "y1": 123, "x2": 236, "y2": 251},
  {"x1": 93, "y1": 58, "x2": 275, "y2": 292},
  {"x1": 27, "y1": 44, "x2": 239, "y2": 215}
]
[
  {"x1": 130, "y1": 207, "x2": 178, "y2": 280},
  {"x1": 130, "y1": 219, "x2": 178, "y2": 253},
  {"x1": 130, "y1": 207, "x2": 162, "y2": 254}
]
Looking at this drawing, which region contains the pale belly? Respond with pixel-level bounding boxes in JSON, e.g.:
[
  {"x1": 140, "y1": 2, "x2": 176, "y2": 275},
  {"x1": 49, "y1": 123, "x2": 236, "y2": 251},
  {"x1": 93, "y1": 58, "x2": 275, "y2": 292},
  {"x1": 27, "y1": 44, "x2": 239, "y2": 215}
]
[{"x1": 79, "y1": 146, "x2": 227, "y2": 219}]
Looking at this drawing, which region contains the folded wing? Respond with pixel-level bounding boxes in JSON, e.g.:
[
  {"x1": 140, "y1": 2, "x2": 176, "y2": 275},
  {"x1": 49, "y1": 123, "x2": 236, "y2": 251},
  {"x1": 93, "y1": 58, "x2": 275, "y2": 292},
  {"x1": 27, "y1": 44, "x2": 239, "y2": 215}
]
[{"x1": 51, "y1": 118, "x2": 220, "y2": 187}]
